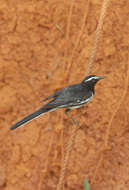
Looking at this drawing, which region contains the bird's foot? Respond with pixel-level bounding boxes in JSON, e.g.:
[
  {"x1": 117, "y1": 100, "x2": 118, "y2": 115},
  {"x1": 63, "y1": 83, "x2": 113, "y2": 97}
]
[{"x1": 65, "y1": 109, "x2": 79, "y2": 126}]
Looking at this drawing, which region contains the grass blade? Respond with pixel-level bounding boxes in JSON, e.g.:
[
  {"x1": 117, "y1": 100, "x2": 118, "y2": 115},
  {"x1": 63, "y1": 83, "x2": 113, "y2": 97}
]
[{"x1": 84, "y1": 179, "x2": 90, "y2": 190}]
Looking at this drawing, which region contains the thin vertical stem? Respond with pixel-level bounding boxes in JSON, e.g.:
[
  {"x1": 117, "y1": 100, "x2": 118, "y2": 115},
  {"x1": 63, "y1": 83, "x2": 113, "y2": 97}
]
[
  {"x1": 86, "y1": 0, "x2": 110, "y2": 75},
  {"x1": 56, "y1": 112, "x2": 80, "y2": 190}
]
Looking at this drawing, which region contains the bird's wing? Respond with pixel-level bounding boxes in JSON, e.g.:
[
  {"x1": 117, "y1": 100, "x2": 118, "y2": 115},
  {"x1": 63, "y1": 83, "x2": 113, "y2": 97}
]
[
  {"x1": 42, "y1": 84, "x2": 80, "y2": 102},
  {"x1": 41, "y1": 90, "x2": 60, "y2": 102},
  {"x1": 50, "y1": 84, "x2": 93, "y2": 107}
]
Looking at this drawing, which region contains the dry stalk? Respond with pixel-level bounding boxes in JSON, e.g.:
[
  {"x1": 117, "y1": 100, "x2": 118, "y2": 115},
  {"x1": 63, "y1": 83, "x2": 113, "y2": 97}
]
[
  {"x1": 56, "y1": 0, "x2": 110, "y2": 189},
  {"x1": 56, "y1": 116, "x2": 80, "y2": 190},
  {"x1": 86, "y1": 0, "x2": 110, "y2": 75}
]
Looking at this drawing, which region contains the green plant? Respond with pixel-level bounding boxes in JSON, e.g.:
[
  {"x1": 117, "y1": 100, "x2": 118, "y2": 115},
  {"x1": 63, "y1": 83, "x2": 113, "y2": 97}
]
[{"x1": 84, "y1": 179, "x2": 90, "y2": 190}]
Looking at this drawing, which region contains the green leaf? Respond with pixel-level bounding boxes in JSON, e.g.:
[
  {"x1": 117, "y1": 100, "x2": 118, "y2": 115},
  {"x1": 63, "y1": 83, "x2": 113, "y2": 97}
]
[{"x1": 84, "y1": 179, "x2": 90, "y2": 190}]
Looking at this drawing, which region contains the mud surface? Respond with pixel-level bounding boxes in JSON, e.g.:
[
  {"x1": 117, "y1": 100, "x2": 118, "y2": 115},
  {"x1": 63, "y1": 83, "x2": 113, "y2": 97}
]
[{"x1": 0, "y1": 0, "x2": 129, "y2": 190}]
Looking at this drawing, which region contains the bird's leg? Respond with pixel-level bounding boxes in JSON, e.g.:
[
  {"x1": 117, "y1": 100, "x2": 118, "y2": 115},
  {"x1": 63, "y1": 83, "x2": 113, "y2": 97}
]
[{"x1": 65, "y1": 109, "x2": 79, "y2": 126}]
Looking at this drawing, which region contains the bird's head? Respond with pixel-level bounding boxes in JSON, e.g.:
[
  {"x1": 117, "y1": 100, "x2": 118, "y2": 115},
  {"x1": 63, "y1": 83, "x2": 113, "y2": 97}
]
[{"x1": 82, "y1": 75, "x2": 106, "y2": 88}]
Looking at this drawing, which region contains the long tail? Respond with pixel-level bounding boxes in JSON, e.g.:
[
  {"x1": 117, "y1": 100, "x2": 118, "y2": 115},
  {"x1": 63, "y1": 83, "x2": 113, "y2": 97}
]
[{"x1": 10, "y1": 106, "x2": 56, "y2": 130}]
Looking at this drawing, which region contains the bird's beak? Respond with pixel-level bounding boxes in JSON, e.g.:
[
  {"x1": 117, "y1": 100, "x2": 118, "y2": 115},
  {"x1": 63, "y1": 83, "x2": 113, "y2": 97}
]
[{"x1": 98, "y1": 76, "x2": 106, "y2": 80}]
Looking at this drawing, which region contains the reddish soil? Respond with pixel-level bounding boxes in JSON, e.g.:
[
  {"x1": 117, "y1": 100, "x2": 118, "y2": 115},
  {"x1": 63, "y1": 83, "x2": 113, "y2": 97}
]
[{"x1": 0, "y1": 0, "x2": 129, "y2": 190}]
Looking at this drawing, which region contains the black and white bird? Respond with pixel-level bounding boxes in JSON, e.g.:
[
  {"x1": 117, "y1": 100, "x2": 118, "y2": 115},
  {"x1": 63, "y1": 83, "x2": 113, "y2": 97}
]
[{"x1": 10, "y1": 75, "x2": 105, "y2": 130}]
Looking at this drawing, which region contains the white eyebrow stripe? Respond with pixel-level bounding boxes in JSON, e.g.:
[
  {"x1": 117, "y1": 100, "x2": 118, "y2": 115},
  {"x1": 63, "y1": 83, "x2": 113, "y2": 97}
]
[{"x1": 85, "y1": 76, "x2": 99, "y2": 82}]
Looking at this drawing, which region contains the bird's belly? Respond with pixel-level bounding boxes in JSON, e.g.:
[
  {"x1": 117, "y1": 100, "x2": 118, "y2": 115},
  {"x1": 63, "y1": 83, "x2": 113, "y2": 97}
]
[
  {"x1": 69, "y1": 101, "x2": 88, "y2": 109},
  {"x1": 69, "y1": 105, "x2": 83, "y2": 109},
  {"x1": 68, "y1": 94, "x2": 94, "y2": 109}
]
